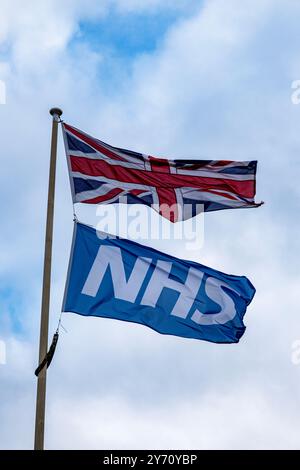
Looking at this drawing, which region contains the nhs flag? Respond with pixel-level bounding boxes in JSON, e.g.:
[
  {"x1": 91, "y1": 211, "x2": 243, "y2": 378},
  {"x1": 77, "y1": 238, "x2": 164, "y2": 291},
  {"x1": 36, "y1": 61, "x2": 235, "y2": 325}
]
[{"x1": 63, "y1": 223, "x2": 256, "y2": 343}]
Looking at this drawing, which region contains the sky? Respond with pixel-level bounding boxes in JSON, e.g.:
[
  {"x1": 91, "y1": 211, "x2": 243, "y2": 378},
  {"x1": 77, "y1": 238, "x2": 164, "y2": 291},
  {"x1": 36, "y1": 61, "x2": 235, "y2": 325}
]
[{"x1": 0, "y1": 0, "x2": 300, "y2": 450}]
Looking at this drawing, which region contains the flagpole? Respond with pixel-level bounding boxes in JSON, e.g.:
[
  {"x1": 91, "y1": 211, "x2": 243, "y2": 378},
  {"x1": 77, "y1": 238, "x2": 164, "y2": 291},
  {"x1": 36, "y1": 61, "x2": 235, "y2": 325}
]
[{"x1": 34, "y1": 107, "x2": 63, "y2": 450}]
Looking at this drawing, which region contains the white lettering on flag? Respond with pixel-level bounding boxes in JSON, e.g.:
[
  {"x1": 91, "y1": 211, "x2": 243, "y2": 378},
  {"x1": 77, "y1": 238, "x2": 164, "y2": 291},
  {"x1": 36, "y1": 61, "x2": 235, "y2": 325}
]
[
  {"x1": 81, "y1": 246, "x2": 240, "y2": 324},
  {"x1": 191, "y1": 277, "x2": 238, "y2": 325},
  {"x1": 82, "y1": 246, "x2": 151, "y2": 302},
  {"x1": 141, "y1": 260, "x2": 204, "y2": 319}
]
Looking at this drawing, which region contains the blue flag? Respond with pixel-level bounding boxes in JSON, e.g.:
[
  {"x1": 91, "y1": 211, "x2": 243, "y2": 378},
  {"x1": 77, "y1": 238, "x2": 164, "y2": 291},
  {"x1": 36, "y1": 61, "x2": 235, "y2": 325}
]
[{"x1": 62, "y1": 223, "x2": 255, "y2": 343}]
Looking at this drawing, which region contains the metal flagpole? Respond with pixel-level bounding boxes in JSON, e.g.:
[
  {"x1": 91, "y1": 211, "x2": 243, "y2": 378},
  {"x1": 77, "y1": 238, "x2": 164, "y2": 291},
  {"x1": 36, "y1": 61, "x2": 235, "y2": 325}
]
[{"x1": 34, "y1": 107, "x2": 63, "y2": 450}]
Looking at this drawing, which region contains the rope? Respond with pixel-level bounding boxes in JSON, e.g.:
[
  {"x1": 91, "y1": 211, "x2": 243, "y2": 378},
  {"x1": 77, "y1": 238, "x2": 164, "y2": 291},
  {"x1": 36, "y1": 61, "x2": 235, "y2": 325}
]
[
  {"x1": 34, "y1": 311, "x2": 67, "y2": 376},
  {"x1": 34, "y1": 328, "x2": 59, "y2": 377}
]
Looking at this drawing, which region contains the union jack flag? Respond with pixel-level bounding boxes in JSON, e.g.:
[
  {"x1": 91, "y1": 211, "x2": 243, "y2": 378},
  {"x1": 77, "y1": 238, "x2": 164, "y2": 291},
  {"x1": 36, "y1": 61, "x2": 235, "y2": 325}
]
[{"x1": 62, "y1": 123, "x2": 262, "y2": 222}]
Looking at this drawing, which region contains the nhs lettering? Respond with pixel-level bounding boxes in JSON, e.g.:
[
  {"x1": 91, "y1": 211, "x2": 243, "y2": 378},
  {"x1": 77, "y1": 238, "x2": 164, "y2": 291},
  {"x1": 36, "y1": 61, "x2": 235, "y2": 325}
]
[
  {"x1": 63, "y1": 223, "x2": 256, "y2": 343},
  {"x1": 82, "y1": 246, "x2": 239, "y2": 326}
]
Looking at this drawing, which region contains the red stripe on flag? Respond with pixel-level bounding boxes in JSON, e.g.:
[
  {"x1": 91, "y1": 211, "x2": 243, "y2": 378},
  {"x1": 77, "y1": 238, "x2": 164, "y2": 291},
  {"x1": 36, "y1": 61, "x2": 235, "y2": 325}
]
[
  {"x1": 83, "y1": 187, "x2": 123, "y2": 204},
  {"x1": 70, "y1": 156, "x2": 255, "y2": 199},
  {"x1": 149, "y1": 157, "x2": 178, "y2": 222},
  {"x1": 149, "y1": 157, "x2": 171, "y2": 173}
]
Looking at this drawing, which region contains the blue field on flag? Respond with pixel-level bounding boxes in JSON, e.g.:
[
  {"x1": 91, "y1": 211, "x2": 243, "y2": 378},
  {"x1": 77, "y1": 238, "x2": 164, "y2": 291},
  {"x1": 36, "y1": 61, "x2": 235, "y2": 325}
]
[{"x1": 62, "y1": 223, "x2": 256, "y2": 343}]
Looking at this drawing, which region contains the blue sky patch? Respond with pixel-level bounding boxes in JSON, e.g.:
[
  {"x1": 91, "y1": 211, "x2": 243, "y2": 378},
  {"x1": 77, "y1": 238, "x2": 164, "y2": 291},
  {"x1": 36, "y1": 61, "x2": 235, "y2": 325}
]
[{"x1": 72, "y1": 10, "x2": 183, "y2": 59}]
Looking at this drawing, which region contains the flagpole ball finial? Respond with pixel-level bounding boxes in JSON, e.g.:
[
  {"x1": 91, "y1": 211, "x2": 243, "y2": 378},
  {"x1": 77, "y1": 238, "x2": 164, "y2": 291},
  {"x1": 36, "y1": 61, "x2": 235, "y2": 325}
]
[{"x1": 49, "y1": 107, "x2": 63, "y2": 119}]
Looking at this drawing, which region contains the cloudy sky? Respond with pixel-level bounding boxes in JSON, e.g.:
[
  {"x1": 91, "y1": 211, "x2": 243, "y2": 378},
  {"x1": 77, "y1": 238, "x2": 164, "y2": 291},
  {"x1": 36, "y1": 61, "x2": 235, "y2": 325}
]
[{"x1": 1, "y1": 0, "x2": 300, "y2": 449}]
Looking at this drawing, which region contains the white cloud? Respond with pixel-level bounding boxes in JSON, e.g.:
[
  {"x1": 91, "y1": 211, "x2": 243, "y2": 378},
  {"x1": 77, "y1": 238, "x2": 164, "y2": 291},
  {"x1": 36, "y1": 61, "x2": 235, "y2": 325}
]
[{"x1": 45, "y1": 387, "x2": 300, "y2": 449}]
